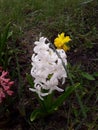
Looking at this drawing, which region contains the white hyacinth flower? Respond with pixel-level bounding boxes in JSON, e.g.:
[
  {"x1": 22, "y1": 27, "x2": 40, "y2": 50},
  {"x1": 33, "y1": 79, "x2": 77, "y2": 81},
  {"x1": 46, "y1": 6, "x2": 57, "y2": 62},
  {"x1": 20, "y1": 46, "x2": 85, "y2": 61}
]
[{"x1": 29, "y1": 37, "x2": 67, "y2": 100}]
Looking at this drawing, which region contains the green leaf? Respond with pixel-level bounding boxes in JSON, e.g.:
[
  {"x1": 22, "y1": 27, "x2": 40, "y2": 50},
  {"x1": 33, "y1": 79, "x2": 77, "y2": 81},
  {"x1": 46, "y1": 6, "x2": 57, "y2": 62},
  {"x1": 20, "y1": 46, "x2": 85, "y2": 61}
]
[
  {"x1": 81, "y1": 72, "x2": 95, "y2": 80},
  {"x1": 26, "y1": 73, "x2": 34, "y2": 88},
  {"x1": 30, "y1": 109, "x2": 41, "y2": 122},
  {"x1": 50, "y1": 83, "x2": 80, "y2": 112}
]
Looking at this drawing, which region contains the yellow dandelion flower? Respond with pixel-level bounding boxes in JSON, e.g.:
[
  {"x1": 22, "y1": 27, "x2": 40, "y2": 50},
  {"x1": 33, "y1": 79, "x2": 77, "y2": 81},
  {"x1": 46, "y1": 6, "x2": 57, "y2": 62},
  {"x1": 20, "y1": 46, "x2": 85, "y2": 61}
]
[{"x1": 54, "y1": 32, "x2": 71, "y2": 51}]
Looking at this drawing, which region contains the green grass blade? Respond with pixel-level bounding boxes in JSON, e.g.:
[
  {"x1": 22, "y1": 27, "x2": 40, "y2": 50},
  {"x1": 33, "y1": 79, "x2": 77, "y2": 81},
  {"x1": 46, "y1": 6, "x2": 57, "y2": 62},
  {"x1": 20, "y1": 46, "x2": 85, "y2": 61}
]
[{"x1": 81, "y1": 72, "x2": 95, "y2": 80}]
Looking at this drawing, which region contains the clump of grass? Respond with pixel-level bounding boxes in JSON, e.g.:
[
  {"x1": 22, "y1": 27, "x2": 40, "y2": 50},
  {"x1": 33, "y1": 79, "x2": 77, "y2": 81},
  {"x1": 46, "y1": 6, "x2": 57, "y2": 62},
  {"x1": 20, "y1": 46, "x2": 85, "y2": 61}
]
[{"x1": 0, "y1": 0, "x2": 33, "y2": 37}]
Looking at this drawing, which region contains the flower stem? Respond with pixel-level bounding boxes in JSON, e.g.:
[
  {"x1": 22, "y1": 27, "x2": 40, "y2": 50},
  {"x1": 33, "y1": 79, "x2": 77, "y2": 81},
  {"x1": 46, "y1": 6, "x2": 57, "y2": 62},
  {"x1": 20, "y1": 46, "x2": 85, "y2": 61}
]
[{"x1": 50, "y1": 42, "x2": 87, "y2": 118}]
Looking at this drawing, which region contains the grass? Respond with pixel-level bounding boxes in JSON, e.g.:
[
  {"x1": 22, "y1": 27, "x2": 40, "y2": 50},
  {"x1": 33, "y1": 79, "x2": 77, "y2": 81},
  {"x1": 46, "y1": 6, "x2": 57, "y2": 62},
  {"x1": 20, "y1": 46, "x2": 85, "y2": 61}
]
[{"x1": 0, "y1": 0, "x2": 98, "y2": 130}]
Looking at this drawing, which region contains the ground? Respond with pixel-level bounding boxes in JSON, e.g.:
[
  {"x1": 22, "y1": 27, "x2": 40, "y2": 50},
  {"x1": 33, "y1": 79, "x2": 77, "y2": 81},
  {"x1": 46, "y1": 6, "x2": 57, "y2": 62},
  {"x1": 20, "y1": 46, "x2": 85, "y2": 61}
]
[{"x1": 0, "y1": 29, "x2": 97, "y2": 130}]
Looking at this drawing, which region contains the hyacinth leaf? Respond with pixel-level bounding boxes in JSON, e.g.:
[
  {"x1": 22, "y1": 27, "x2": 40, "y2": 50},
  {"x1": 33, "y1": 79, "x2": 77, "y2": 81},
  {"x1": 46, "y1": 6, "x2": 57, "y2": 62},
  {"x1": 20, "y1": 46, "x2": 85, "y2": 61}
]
[
  {"x1": 81, "y1": 72, "x2": 95, "y2": 81},
  {"x1": 26, "y1": 73, "x2": 34, "y2": 88},
  {"x1": 30, "y1": 108, "x2": 50, "y2": 121},
  {"x1": 49, "y1": 83, "x2": 80, "y2": 112},
  {"x1": 43, "y1": 93, "x2": 53, "y2": 111},
  {"x1": 30, "y1": 109, "x2": 41, "y2": 122}
]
